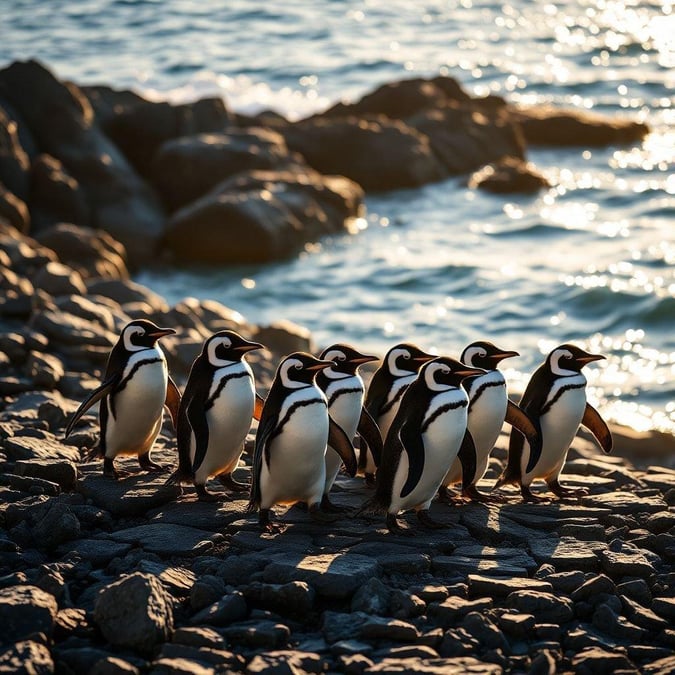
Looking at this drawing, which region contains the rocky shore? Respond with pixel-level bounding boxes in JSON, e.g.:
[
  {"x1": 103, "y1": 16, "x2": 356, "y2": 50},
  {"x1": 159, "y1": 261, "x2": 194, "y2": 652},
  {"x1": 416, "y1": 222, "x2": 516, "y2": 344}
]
[{"x1": 1, "y1": 59, "x2": 674, "y2": 674}]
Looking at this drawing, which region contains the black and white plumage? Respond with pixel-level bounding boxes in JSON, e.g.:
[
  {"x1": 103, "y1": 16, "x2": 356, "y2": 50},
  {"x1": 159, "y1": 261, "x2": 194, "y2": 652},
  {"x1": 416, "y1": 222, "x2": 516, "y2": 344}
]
[
  {"x1": 362, "y1": 343, "x2": 435, "y2": 484},
  {"x1": 168, "y1": 331, "x2": 263, "y2": 501},
  {"x1": 316, "y1": 344, "x2": 382, "y2": 511},
  {"x1": 65, "y1": 319, "x2": 181, "y2": 478},
  {"x1": 496, "y1": 343, "x2": 613, "y2": 502},
  {"x1": 247, "y1": 352, "x2": 357, "y2": 531},
  {"x1": 365, "y1": 357, "x2": 483, "y2": 532},
  {"x1": 440, "y1": 341, "x2": 541, "y2": 503}
]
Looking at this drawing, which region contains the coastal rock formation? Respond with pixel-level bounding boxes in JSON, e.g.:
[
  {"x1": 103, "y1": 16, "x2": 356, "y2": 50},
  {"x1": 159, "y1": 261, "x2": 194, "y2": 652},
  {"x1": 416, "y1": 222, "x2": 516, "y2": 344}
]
[
  {"x1": 1, "y1": 219, "x2": 675, "y2": 673},
  {"x1": 0, "y1": 59, "x2": 650, "y2": 265}
]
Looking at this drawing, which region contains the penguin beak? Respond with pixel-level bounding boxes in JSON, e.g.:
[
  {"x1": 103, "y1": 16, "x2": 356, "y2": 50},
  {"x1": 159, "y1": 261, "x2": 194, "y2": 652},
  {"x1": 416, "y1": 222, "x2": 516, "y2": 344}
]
[
  {"x1": 148, "y1": 328, "x2": 176, "y2": 339},
  {"x1": 577, "y1": 353, "x2": 605, "y2": 365},
  {"x1": 349, "y1": 354, "x2": 378, "y2": 366},
  {"x1": 413, "y1": 353, "x2": 436, "y2": 365},
  {"x1": 456, "y1": 367, "x2": 485, "y2": 379},
  {"x1": 492, "y1": 350, "x2": 519, "y2": 363},
  {"x1": 306, "y1": 359, "x2": 335, "y2": 373},
  {"x1": 236, "y1": 340, "x2": 264, "y2": 354}
]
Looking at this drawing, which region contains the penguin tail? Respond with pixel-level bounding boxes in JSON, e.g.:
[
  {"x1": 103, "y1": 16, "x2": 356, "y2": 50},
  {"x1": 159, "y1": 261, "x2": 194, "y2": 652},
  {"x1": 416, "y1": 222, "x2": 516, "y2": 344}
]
[{"x1": 165, "y1": 468, "x2": 193, "y2": 487}]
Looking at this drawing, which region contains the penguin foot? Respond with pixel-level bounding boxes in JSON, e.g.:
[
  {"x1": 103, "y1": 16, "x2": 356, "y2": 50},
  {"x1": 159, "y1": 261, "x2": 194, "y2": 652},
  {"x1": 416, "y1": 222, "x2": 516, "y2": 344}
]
[
  {"x1": 548, "y1": 480, "x2": 589, "y2": 500},
  {"x1": 259, "y1": 509, "x2": 285, "y2": 534},
  {"x1": 386, "y1": 513, "x2": 413, "y2": 535},
  {"x1": 139, "y1": 454, "x2": 164, "y2": 473},
  {"x1": 196, "y1": 485, "x2": 224, "y2": 502},
  {"x1": 365, "y1": 472, "x2": 376, "y2": 487},
  {"x1": 416, "y1": 509, "x2": 449, "y2": 529},
  {"x1": 520, "y1": 485, "x2": 550, "y2": 503},
  {"x1": 103, "y1": 458, "x2": 120, "y2": 480},
  {"x1": 217, "y1": 473, "x2": 250, "y2": 493},
  {"x1": 437, "y1": 486, "x2": 465, "y2": 505},
  {"x1": 320, "y1": 494, "x2": 349, "y2": 513},
  {"x1": 462, "y1": 485, "x2": 505, "y2": 504}
]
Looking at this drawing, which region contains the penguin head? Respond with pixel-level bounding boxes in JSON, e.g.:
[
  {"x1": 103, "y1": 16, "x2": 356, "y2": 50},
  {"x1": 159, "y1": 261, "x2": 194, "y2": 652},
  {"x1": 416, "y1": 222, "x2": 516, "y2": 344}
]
[
  {"x1": 121, "y1": 319, "x2": 175, "y2": 352},
  {"x1": 320, "y1": 343, "x2": 378, "y2": 376},
  {"x1": 204, "y1": 331, "x2": 263, "y2": 367},
  {"x1": 547, "y1": 344, "x2": 605, "y2": 376},
  {"x1": 421, "y1": 357, "x2": 485, "y2": 391},
  {"x1": 278, "y1": 352, "x2": 334, "y2": 389},
  {"x1": 461, "y1": 341, "x2": 519, "y2": 370},
  {"x1": 385, "y1": 343, "x2": 436, "y2": 377}
]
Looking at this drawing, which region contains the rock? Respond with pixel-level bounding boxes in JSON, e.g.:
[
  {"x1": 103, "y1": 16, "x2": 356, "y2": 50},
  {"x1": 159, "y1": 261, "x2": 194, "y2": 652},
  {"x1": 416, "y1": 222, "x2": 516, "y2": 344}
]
[
  {"x1": 0, "y1": 585, "x2": 57, "y2": 642},
  {"x1": 35, "y1": 223, "x2": 127, "y2": 280},
  {"x1": 86, "y1": 278, "x2": 168, "y2": 313},
  {"x1": 467, "y1": 575, "x2": 553, "y2": 598},
  {"x1": 0, "y1": 640, "x2": 54, "y2": 674},
  {"x1": 600, "y1": 549, "x2": 655, "y2": 578},
  {"x1": 189, "y1": 592, "x2": 247, "y2": 627},
  {"x1": 190, "y1": 576, "x2": 227, "y2": 612},
  {"x1": 0, "y1": 60, "x2": 165, "y2": 266},
  {"x1": 571, "y1": 646, "x2": 638, "y2": 674},
  {"x1": 108, "y1": 523, "x2": 218, "y2": 556},
  {"x1": 644, "y1": 656, "x2": 675, "y2": 674},
  {"x1": 571, "y1": 574, "x2": 616, "y2": 602},
  {"x1": 157, "y1": 643, "x2": 243, "y2": 671},
  {"x1": 591, "y1": 603, "x2": 645, "y2": 641},
  {"x1": 89, "y1": 656, "x2": 140, "y2": 675},
  {"x1": 221, "y1": 621, "x2": 290, "y2": 649},
  {"x1": 33, "y1": 261, "x2": 87, "y2": 297},
  {"x1": 263, "y1": 552, "x2": 378, "y2": 599},
  {"x1": 2, "y1": 432, "x2": 80, "y2": 464},
  {"x1": 147, "y1": 657, "x2": 212, "y2": 675},
  {"x1": 581, "y1": 492, "x2": 666, "y2": 514},
  {"x1": 31, "y1": 501, "x2": 81, "y2": 549},
  {"x1": 360, "y1": 617, "x2": 420, "y2": 642},
  {"x1": 29, "y1": 154, "x2": 89, "y2": 231},
  {"x1": 351, "y1": 577, "x2": 391, "y2": 615},
  {"x1": 469, "y1": 156, "x2": 550, "y2": 193},
  {"x1": 0, "y1": 182, "x2": 29, "y2": 232},
  {"x1": 428, "y1": 597, "x2": 493, "y2": 627},
  {"x1": 510, "y1": 105, "x2": 648, "y2": 147},
  {"x1": 365, "y1": 656, "x2": 502, "y2": 674},
  {"x1": 0, "y1": 105, "x2": 30, "y2": 200},
  {"x1": 462, "y1": 612, "x2": 509, "y2": 651},
  {"x1": 151, "y1": 128, "x2": 292, "y2": 211},
  {"x1": 432, "y1": 547, "x2": 537, "y2": 576},
  {"x1": 247, "y1": 651, "x2": 324, "y2": 674},
  {"x1": 378, "y1": 553, "x2": 431, "y2": 575},
  {"x1": 652, "y1": 597, "x2": 675, "y2": 621},
  {"x1": 322, "y1": 612, "x2": 370, "y2": 643},
  {"x1": 505, "y1": 590, "x2": 573, "y2": 624},
  {"x1": 529, "y1": 536, "x2": 602, "y2": 572},
  {"x1": 243, "y1": 581, "x2": 315, "y2": 616},
  {"x1": 163, "y1": 168, "x2": 363, "y2": 264},
  {"x1": 93, "y1": 572, "x2": 174, "y2": 654},
  {"x1": 54, "y1": 647, "x2": 120, "y2": 674},
  {"x1": 281, "y1": 116, "x2": 447, "y2": 191},
  {"x1": 172, "y1": 627, "x2": 225, "y2": 650},
  {"x1": 616, "y1": 578, "x2": 652, "y2": 606},
  {"x1": 496, "y1": 612, "x2": 535, "y2": 639},
  {"x1": 253, "y1": 320, "x2": 313, "y2": 356},
  {"x1": 620, "y1": 595, "x2": 669, "y2": 631},
  {"x1": 24, "y1": 351, "x2": 65, "y2": 390},
  {"x1": 54, "y1": 607, "x2": 92, "y2": 640}
]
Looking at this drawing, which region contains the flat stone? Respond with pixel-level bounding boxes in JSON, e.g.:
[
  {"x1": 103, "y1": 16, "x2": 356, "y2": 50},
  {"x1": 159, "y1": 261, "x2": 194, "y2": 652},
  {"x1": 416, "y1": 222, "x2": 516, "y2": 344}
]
[
  {"x1": 108, "y1": 524, "x2": 217, "y2": 556},
  {"x1": 4, "y1": 434, "x2": 81, "y2": 462},
  {"x1": 432, "y1": 545, "x2": 537, "y2": 577},
  {"x1": 571, "y1": 574, "x2": 615, "y2": 602},
  {"x1": 78, "y1": 473, "x2": 181, "y2": 517},
  {"x1": 505, "y1": 590, "x2": 573, "y2": 624},
  {"x1": 58, "y1": 538, "x2": 132, "y2": 566},
  {"x1": 149, "y1": 498, "x2": 246, "y2": 530},
  {"x1": 496, "y1": 612, "x2": 535, "y2": 638},
  {"x1": 592, "y1": 603, "x2": 646, "y2": 642},
  {"x1": 428, "y1": 597, "x2": 493, "y2": 627},
  {"x1": 652, "y1": 597, "x2": 675, "y2": 621},
  {"x1": 621, "y1": 595, "x2": 669, "y2": 631},
  {"x1": 560, "y1": 523, "x2": 606, "y2": 541},
  {"x1": 247, "y1": 650, "x2": 324, "y2": 675},
  {"x1": 360, "y1": 617, "x2": 420, "y2": 642},
  {"x1": 582, "y1": 492, "x2": 666, "y2": 515},
  {"x1": 467, "y1": 575, "x2": 552, "y2": 598},
  {"x1": 322, "y1": 611, "x2": 371, "y2": 643},
  {"x1": 460, "y1": 506, "x2": 544, "y2": 544},
  {"x1": 137, "y1": 561, "x2": 196, "y2": 596},
  {"x1": 172, "y1": 627, "x2": 226, "y2": 649},
  {"x1": 529, "y1": 536, "x2": 602, "y2": 571},
  {"x1": 364, "y1": 656, "x2": 502, "y2": 674},
  {"x1": 600, "y1": 549, "x2": 655, "y2": 578},
  {"x1": 263, "y1": 553, "x2": 378, "y2": 598},
  {"x1": 378, "y1": 553, "x2": 431, "y2": 575},
  {"x1": 147, "y1": 657, "x2": 212, "y2": 675},
  {"x1": 13, "y1": 458, "x2": 78, "y2": 491},
  {"x1": 221, "y1": 621, "x2": 290, "y2": 649},
  {"x1": 189, "y1": 592, "x2": 248, "y2": 627},
  {"x1": 643, "y1": 656, "x2": 675, "y2": 674},
  {"x1": 572, "y1": 647, "x2": 638, "y2": 674}
]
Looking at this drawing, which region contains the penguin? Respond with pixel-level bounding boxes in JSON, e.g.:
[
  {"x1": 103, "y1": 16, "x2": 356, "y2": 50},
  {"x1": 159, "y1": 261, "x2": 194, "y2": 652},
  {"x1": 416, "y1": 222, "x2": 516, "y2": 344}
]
[
  {"x1": 362, "y1": 343, "x2": 436, "y2": 484},
  {"x1": 439, "y1": 341, "x2": 542, "y2": 503},
  {"x1": 65, "y1": 319, "x2": 181, "y2": 478},
  {"x1": 495, "y1": 343, "x2": 613, "y2": 502},
  {"x1": 315, "y1": 344, "x2": 383, "y2": 511},
  {"x1": 364, "y1": 357, "x2": 484, "y2": 532},
  {"x1": 167, "y1": 331, "x2": 264, "y2": 501},
  {"x1": 247, "y1": 352, "x2": 357, "y2": 531}
]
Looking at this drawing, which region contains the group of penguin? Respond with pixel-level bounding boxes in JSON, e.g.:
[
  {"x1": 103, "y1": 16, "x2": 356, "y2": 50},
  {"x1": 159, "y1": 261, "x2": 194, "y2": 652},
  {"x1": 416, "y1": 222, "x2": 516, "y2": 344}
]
[{"x1": 65, "y1": 319, "x2": 613, "y2": 533}]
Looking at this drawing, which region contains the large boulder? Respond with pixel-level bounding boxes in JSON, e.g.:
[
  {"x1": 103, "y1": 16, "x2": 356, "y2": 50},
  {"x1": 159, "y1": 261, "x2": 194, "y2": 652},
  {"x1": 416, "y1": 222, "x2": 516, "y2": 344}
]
[
  {"x1": 0, "y1": 60, "x2": 165, "y2": 266},
  {"x1": 0, "y1": 104, "x2": 30, "y2": 200},
  {"x1": 151, "y1": 128, "x2": 293, "y2": 211},
  {"x1": 163, "y1": 168, "x2": 363, "y2": 264},
  {"x1": 280, "y1": 116, "x2": 447, "y2": 191}
]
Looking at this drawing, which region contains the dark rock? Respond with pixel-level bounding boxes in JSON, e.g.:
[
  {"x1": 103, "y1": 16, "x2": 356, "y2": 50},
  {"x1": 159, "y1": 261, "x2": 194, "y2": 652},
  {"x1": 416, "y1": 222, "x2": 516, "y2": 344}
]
[
  {"x1": 571, "y1": 574, "x2": 616, "y2": 602},
  {"x1": 58, "y1": 538, "x2": 131, "y2": 567},
  {"x1": 0, "y1": 640, "x2": 53, "y2": 674},
  {"x1": 378, "y1": 553, "x2": 430, "y2": 575},
  {"x1": 389, "y1": 590, "x2": 426, "y2": 619},
  {"x1": 360, "y1": 617, "x2": 420, "y2": 642},
  {"x1": 571, "y1": 646, "x2": 638, "y2": 674},
  {"x1": 410, "y1": 585, "x2": 449, "y2": 603},
  {"x1": 163, "y1": 168, "x2": 363, "y2": 264},
  {"x1": 190, "y1": 576, "x2": 227, "y2": 612},
  {"x1": 433, "y1": 546, "x2": 536, "y2": 577},
  {"x1": 600, "y1": 548, "x2": 655, "y2": 578},
  {"x1": 336, "y1": 653, "x2": 373, "y2": 675},
  {"x1": 529, "y1": 536, "x2": 602, "y2": 571},
  {"x1": 33, "y1": 261, "x2": 87, "y2": 297},
  {"x1": 54, "y1": 647, "x2": 119, "y2": 675},
  {"x1": 428, "y1": 596, "x2": 493, "y2": 627},
  {"x1": 172, "y1": 627, "x2": 225, "y2": 650},
  {"x1": 157, "y1": 643, "x2": 243, "y2": 671},
  {"x1": 496, "y1": 612, "x2": 535, "y2": 638},
  {"x1": 35, "y1": 223, "x2": 127, "y2": 280},
  {"x1": 31, "y1": 501, "x2": 81, "y2": 549},
  {"x1": 468, "y1": 575, "x2": 552, "y2": 598},
  {"x1": 247, "y1": 651, "x2": 324, "y2": 674},
  {"x1": 616, "y1": 578, "x2": 651, "y2": 605},
  {"x1": 0, "y1": 585, "x2": 57, "y2": 643},
  {"x1": 93, "y1": 572, "x2": 174, "y2": 654},
  {"x1": 281, "y1": 116, "x2": 446, "y2": 191},
  {"x1": 0, "y1": 221, "x2": 57, "y2": 275},
  {"x1": 148, "y1": 496, "x2": 247, "y2": 531},
  {"x1": 582, "y1": 492, "x2": 666, "y2": 514},
  {"x1": 263, "y1": 552, "x2": 378, "y2": 599},
  {"x1": 147, "y1": 657, "x2": 212, "y2": 675},
  {"x1": 0, "y1": 472, "x2": 60, "y2": 497},
  {"x1": 54, "y1": 607, "x2": 92, "y2": 640},
  {"x1": 86, "y1": 277, "x2": 168, "y2": 313},
  {"x1": 89, "y1": 656, "x2": 140, "y2": 675},
  {"x1": 559, "y1": 523, "x2": 606, "y2": 541},
  {"x1": 644, "y1": 656, "x2": 675, "y2": 674},
  {"x1": 321, "y1": 611, "x2": 370, "y2": 643},
  {"x1": 620, "y1": 595, "x2": 669, "y2": 631},
  {"x1": 0, "y1": 182, "x2": 29, "y2": 232},
  {"x1": 151, "y1": 128, "x2": 292, "y2": 211},
  {"x1": 538, "y1": 570, "x2": 586, "y2": 594},
  {"x1": 189, "y1": 592, "x2": 247, "y2": 627},
  {"x1": 511, "y1": 105, "x2": 648, "y2": 147},
  {"x1": 351, "y1": 577, "x2": 391, "y2": 615},
  {"x1": 469, "y1": 156, "x2": 550, "y2": 193},
  {"x1": 652, "y1": 597, "x2": 675, "y2": 621},
  {"x1": 243, "y1": 580, "x2": 315, "y2": 617},
  {"x1": 591, "y1": 603, "x2": 645, "y2": 641},
  {"x1": 0, "y1": 105, "x2": 30, "y2": 200},
  {"x1": 0, "y1": 60, "x2": 165, "y2": 266},
  {"x1": 462, "y1": 612, "x2": 509, "y2": 651},
  {"x1": 29, "y1": 154, "x2": 89, "y2": 231},
  {"x1": 109, "y1": 523, "x2": 217, "y2": 557},
  {"x1": 221, "y1": 620, "x2": 290, "y2": 649},
  {"x1": 505, "y1": 590, "x2": 573, "y2": 624}
]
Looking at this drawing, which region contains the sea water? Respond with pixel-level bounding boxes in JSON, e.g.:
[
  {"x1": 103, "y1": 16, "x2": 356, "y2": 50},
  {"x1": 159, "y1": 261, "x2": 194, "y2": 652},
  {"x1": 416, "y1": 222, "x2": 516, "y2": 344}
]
[{"x1": 2, "y1": 0, "x2": 673, "y2": 434}]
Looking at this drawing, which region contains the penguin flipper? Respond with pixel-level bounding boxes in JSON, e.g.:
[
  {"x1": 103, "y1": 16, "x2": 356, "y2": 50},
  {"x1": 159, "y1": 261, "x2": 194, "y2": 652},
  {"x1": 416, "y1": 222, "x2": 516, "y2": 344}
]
[
  {"x1": 364, "y1": 371, "x2": 388, "y2": 420},
  {"x1": 328, "y1": 416, "x2": 357, "y2": 477},
  {"x1": 357, "y1": 407, "x2": 383, "y2": 468},
  {"x1": 582, "y1": 403, "x2": 613, "y2": 454},
  {"x1": 506, "y1": 400, "x2": 542, "y2": 473},
  {"x1": 188, "y1": 396, "x2": 210, "y2": 475},
  {"x1": 254, "y1": 393, "x2": 265, "y2": 421},
  {"x1": 248, "y1": 408, "x2": 276, "y2": 512},
  {"x1": 496, "y1": 426, "x2": 526, "y2": 488},
  {"x1": 399, "y1": 420, "x2": 426, "y2": 499},
  {"x1": 164, "y1": 376, "x2": 182, "y2": 428},
  {"x1": 457, "y1": 430, "x2": 478, "y2": 489},
  {"x1": 65, "y1": 376, "x2": 117, "y2": 437}
]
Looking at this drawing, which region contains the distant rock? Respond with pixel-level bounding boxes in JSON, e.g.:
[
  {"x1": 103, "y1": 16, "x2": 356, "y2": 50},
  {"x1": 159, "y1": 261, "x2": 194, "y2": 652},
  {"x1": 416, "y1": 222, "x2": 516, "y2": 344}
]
[
  {"x1": 0, "y1": 104, "x2": 30, "y2": 201},
  {"x1": 469, "y1": 156, "x2": 550, "y2": 193}
]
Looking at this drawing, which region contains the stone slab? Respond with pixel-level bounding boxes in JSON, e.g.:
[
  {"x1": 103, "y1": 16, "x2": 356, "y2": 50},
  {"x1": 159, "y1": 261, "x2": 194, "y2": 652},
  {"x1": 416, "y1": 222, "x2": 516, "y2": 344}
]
[{"x1": 107, "y1": 524, "x2": 218, "y2": 556}]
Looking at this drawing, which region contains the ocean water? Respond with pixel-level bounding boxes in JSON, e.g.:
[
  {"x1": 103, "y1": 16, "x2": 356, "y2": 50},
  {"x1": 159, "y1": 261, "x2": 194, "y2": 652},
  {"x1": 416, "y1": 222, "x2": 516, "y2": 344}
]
[{"x1": 2, "y1": 0, "x2": 674, "y2": 435}]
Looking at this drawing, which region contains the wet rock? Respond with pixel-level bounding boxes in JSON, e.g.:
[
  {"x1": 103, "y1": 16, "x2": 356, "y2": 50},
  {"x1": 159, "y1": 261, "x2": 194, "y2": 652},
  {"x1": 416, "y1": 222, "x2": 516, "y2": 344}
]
[
  {"x1": 0, "y1": 585, "x2": 57, "y2": 642},
  {"x1": 571, "y1": 646, "x2": 638, "y2": 674},
  {"x1": 505, "y1": 590, "x2": 573, "y2": 624},
  {"x1": 469, "y1": 156, "x2": 550, "y2": 193},
  {"x1": 247, "y1": 651, "x2": 324, "y2": 674},
  {"x1": 163, "y1": 168, "x2": 363, "y2": 264},
  {"x1": 93, "y1": 572, "x2": 174, "y2": 654},
  {"x1": 263, "y1": 552, "x2": 378, "y2": 599},
  {"x1": 0, "y1": 640, "x2": 53, "y2": 674},
  {"x1": 189, "y1": 592, "x2": 247, "y2": 627},
  {"x1": 243, "y1": 580, "x2": 315, "y2": 617}
]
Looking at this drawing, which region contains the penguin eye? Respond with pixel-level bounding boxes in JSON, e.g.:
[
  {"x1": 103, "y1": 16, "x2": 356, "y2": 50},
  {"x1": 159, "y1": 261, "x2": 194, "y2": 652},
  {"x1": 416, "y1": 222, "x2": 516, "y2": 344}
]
[
  {"x1": 403, "y1": 353, "x2": 411, "y2": 360},
  {"x1": 294, "y1": 363, "x2": 303, "y2": 370},
  {"x1": 338, "y1": 354, "x2": 346, "y2": 361}
]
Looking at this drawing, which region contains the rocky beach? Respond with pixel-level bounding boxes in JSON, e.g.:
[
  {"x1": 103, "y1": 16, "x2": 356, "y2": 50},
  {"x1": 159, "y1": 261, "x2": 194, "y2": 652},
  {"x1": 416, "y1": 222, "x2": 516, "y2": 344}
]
[{"x1": 1, "y1": 58, "x2": 675, "y2": 674}]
